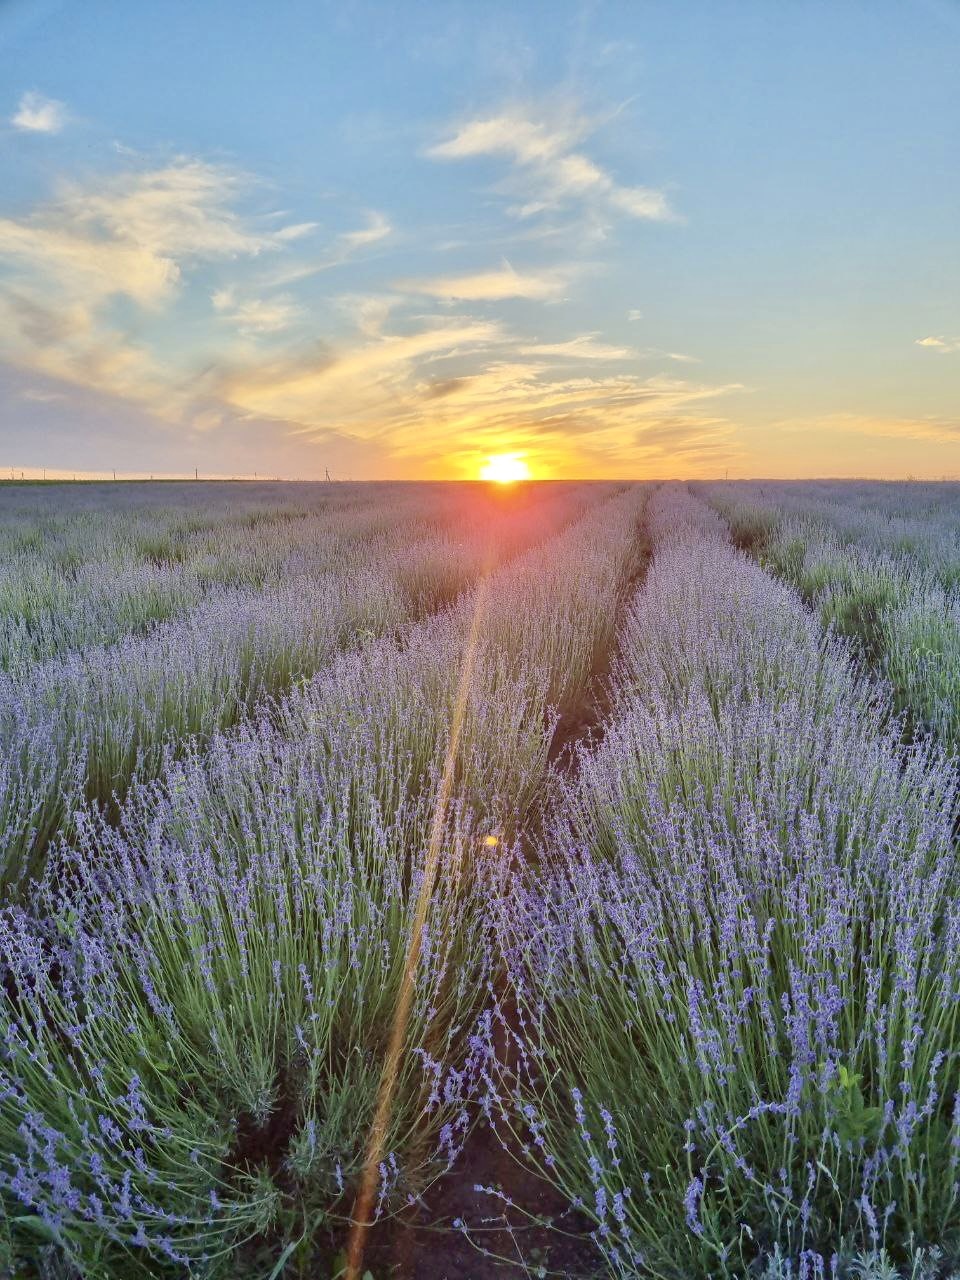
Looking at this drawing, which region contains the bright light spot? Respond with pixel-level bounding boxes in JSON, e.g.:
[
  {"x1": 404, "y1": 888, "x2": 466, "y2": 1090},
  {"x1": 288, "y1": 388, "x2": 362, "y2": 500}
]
[{"x1": 479, "y1": 454, "x2": 531, "y2": 484}]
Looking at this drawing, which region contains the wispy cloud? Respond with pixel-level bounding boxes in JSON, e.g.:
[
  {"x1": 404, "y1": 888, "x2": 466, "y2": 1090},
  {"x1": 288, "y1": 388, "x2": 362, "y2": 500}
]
[
  {"x1": 0, "y1": 160, "x2": 315, "y2": 312},
  {"x1": 11, "y1": 91, "x2": 66, "y2": 134},
  {"x1": 212, "y1": 287, "x2": 303, "y2": 335},
  {"x1": 268, "y1": 211, "x2": 391, "y2": 285},
  {"x1": 518, "y1": 334, "x2": 697, "y2": 364},
  {"x1": 397, "y1": 262, "x2": 571, "y2": 301},
  {"x1": 0, "y1": 159, "x2": 315, "y2": 404},
  {"x1": 519, "y1": 334, "x2": 630, "y2": 359},
  {"x1": 662, "y1": 350, "x2": 700, "y2": 364},
  {"x1": 916, "y1": 335, "x2": 960, "y2": 353},
  {"x1": 428, "y1": 104, "x2": 675, "y2": 224},
  {"x1": 217, "y1": 319, "x2": 504, "y2": 425},
  {"x1": 338, "y1": 211, "x2": 392, "y2": 255},
  {"x1": 337, "y1": 294, "x2": 397, "y2": 338},
  {"x1": 210, "y1": 305, "x2": 741, "y2": 476},
  {"x1": 64, "y1": 162, "x2": 315, "y2": 270}
]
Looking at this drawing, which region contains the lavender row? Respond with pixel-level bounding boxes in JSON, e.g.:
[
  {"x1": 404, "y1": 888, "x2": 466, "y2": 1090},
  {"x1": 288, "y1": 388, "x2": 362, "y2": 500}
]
[
  {"x1": 699, "y1": 480, "x2": 960, "y2": 590},
  {"x1": 0, "y1": 483, "x2": 604, "y2": 893},
  {"x1": 491, "y1": 485, "x2": 960, "y2": 1277},
  {"x1": 0, "y1": 482, "x2": 582, "y2": 676},
  {"x1": 698, "y1": 482, "x2": 960, "y2": 758},
  {"x1": 0, "y1": 485, "x2": 649, "y2": 1275},
  {"x1": 0, "y1": 483, "x2": 347, "y2": 672}
]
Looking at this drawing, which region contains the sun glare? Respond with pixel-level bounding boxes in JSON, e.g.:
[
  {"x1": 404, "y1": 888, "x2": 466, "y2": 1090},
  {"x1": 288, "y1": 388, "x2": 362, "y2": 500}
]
[{"x1": 479, "y1": 454, "x2": 531, "y2": 484}]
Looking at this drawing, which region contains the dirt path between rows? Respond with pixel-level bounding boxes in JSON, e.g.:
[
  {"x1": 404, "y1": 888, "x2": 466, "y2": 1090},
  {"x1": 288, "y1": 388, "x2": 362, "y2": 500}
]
[{"x1": 360, "y1": 515, "x2": 654, "y2": 1280}]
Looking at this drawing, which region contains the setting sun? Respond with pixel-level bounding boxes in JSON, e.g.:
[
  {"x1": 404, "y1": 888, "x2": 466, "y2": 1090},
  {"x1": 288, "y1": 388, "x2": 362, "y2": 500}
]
[{"x1": 479, "y1": 454, "x2": 531, "y2": 484}]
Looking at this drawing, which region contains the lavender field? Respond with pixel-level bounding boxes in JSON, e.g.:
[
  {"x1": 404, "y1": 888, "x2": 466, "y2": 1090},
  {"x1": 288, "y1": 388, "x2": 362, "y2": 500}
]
[{"x1": 2, "y1": 479, "x2": 960, "y2": 1280}]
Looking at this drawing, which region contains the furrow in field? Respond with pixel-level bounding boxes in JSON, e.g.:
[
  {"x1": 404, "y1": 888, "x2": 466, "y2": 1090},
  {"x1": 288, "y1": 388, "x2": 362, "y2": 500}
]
[
  {"x1": 0, "y1": 484, "x2": 649, "y2": 1277},
  {"x1": 489, "y1": 484, "x2": 960, "y2": 1278},
  {"x1": 393, "y1": 491, "x2": 655, "y2": 1280}
]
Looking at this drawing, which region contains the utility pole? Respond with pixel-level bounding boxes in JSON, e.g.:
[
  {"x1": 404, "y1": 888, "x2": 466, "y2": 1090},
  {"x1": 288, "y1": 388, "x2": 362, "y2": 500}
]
[
  {"x1": 195, "y1": 468, "x2": 198, "y2": 480},
  {"x1": 325, "y1": 468, "x2": 331, "y2": 482}
]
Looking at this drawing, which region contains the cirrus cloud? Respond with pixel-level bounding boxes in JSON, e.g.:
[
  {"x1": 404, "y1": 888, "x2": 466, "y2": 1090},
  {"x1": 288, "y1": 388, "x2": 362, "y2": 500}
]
[
  {"x1": 428, "y1": 104, "x2": 675, "y2": 224},
  {"x1": 267, "y1": 210, "x2": 391, "y2": 286},
  {"x1": 519, "y1": 334, "x2": 631, "y2": 360},
  {"x1": 396, "y1": 262, "x2": 571, "y2": 301}
]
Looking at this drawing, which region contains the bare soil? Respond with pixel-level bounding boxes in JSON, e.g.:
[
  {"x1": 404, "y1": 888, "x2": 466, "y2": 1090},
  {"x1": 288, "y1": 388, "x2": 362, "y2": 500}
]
[{"x1": 364, "y1": 1123, "x2": 599, "y2": 1278}]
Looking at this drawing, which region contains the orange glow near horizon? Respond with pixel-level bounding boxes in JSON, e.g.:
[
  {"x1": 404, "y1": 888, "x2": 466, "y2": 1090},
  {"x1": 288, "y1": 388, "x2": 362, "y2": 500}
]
[{"x1": 479, "y1": 453, "x2": 532, "y2": 483}]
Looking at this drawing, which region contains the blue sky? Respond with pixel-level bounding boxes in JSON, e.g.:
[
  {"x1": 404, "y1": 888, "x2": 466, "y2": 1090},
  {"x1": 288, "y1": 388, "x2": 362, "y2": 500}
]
[{"x1": 1, "y1": 0, "x2": 958, "y2": 479}]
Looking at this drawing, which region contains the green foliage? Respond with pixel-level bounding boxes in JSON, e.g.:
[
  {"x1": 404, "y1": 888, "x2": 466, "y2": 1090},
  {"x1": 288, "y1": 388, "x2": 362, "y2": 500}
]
[{"x1": 832, "y1": 1065, "x2": 883, "y2": 1146}]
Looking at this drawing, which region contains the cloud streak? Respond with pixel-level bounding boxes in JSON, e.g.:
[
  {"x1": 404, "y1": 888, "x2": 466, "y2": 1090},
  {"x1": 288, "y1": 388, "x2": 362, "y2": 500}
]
[
  {"x1": 212, "y1": 288, "x2": 303, "y2": 336},
  {"x1": 397, "y1": 263, "x2": 571, "y2": 301},
  {"x1": 268, "y1": 211, "x2": 391, "y2": 285},
  {"x1": 519, "y1": 335, "x2": 631, "y2": 359},
  {"x1": 0, "y1": 160, "x2": 315, "y2": 311},
  {"x1": 428, "y1": 105, "x2": 675, "y2": 224}
]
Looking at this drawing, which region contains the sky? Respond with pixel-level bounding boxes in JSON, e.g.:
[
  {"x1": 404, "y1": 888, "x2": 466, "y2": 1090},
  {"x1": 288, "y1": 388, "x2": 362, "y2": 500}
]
[{"x1": 0, "y1": 0, "x2": 958, "y2": 481}]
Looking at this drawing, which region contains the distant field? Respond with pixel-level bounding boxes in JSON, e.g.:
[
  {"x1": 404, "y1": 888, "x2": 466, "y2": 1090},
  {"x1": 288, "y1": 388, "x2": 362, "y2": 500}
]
[{"x1": 1, "y1": 480, "x2": 959, "y2": 1280}]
